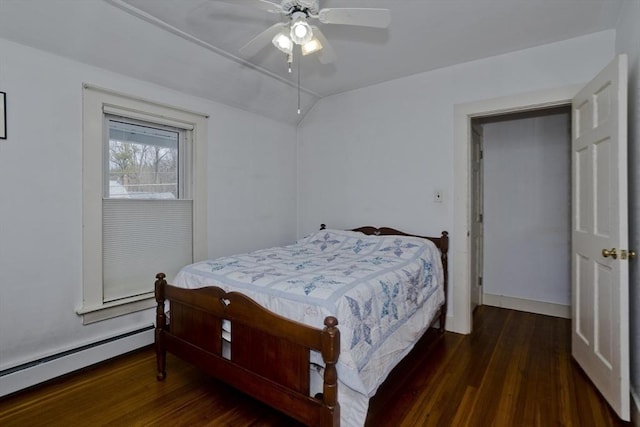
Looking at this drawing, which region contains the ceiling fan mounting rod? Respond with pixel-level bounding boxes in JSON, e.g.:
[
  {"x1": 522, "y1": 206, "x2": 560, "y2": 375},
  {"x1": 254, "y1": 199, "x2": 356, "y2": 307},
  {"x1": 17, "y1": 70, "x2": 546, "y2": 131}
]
[
  {"x1": 286, "y1": 6, "x2": 310, "y2": 18},
  {"x1": 281, "y1": 0, "x2": 318, "y2": 18}
]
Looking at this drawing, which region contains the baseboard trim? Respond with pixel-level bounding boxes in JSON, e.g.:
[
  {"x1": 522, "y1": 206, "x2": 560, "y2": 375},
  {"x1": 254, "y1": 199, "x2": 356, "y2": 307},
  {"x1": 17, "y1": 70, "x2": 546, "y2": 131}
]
[
  {"x1": 0, "y1": 325, "x2": 154, "y2": 398},
  {"x1": 483, "y1": 293, "x2": 570, "y2": 319}
]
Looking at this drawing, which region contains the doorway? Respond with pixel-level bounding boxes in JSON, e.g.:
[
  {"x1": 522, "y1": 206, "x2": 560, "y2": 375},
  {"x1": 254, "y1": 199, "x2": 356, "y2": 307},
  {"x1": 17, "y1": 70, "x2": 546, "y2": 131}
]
[
  {"x1": 450, "y1": 84, "x2": 581, "y2": 335},
  {"x1": 470, "y1": 107, "x2": 572, "y2": 318}
]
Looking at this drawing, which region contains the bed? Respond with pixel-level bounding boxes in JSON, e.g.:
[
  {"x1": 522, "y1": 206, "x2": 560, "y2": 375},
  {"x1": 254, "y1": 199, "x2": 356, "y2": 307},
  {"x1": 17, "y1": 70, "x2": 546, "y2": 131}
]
[{"x1": 154, "y1": 225, "x2": 448, "y2": 427}]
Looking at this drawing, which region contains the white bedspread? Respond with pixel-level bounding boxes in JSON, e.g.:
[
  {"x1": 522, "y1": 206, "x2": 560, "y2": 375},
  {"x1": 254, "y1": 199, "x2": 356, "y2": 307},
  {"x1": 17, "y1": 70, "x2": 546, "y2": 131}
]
[{"x1": 173, "y1": 229, "x2": 445, "y2": 426}]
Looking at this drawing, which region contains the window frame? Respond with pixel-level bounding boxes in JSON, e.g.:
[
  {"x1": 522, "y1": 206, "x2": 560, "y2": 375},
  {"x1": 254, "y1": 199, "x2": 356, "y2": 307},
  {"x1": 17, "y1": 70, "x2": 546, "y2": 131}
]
[{"x1": 79, "y1": 84, "x2": 208, "y2": 324}]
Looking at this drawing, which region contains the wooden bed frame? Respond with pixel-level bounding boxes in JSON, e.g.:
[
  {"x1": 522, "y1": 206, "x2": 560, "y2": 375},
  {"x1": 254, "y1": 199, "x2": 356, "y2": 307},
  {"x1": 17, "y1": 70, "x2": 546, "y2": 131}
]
[{"x1": 154, "y1": 226, "x2": 448, "y2": 427}]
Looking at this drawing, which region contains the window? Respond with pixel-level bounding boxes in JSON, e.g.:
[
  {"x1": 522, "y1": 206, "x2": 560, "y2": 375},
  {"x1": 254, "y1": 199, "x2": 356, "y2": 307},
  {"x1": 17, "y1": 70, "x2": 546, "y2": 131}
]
[
  {"x1": 106, "y1": 117, "x2": 182, "y2": 200},
  {"x1": 80, "y1": 85, "x2": 207, "y2": 324}
]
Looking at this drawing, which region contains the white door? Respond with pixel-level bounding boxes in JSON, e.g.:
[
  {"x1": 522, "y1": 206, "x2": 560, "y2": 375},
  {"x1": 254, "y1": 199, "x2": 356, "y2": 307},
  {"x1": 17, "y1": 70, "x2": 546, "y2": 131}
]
[
  {"x1": 470, "y1": 122, "x2": 484, "y2": 311},
  {"x1": 571, "y1": 54, "x2": 630, "y2": 421}
]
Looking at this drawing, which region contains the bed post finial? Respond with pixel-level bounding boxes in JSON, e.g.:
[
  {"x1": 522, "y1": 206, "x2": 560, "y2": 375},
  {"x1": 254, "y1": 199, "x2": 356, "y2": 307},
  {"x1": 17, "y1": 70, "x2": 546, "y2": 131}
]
[{"x1": 440, "y1": 231, "x2": 449, "y2": 253}]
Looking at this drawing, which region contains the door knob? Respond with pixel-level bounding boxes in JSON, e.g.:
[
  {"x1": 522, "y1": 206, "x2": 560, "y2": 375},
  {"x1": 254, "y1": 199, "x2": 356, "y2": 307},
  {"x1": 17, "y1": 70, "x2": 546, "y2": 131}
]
[
  {"x1": 602, "y1": 248, "x2": 618, "y2": 259},
  {"x1": 630, "y1": 250, "x2": 636, "y2": 260}
]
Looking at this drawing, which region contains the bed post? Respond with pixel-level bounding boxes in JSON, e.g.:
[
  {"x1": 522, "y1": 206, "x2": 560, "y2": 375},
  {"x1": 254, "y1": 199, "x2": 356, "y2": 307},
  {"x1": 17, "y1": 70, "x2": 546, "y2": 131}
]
[
  {"x1": 155, "y1": 272, "x2": 167, "y2": 381},
  {"x1": 321, "y1": 316, "x2": 340, "y2": 426},
  {"x1": 439, "y1": 231, "x2": 449, "y2": 333}
]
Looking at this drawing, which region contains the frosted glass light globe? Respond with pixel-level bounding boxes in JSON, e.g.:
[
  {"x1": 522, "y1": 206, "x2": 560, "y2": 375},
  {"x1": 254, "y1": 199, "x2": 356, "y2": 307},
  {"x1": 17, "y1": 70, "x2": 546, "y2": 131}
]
[{"x1": 290, "y1": 18, "x2": 313, "y2": 45}]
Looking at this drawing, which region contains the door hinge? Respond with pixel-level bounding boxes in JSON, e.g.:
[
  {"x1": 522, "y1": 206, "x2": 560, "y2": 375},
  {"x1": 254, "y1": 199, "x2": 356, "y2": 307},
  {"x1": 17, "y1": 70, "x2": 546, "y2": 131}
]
[
  {"x1": 479, "y1": 213, "x2": 483, "y2": 223},
  {"x1": 478, "y1": 277, "x2": 483, "y2": 287}
]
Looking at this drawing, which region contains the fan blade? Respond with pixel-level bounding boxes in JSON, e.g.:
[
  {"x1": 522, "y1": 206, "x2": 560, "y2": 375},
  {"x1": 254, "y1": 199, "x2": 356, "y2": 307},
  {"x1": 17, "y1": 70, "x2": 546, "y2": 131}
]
[
  {"x1": 310, "y1": 26, "x2": 336, "y2": 64},
  {"x1": 209, "y1": 0, "x2": 281, "y2": 13},
  {"x1": 239, "y1": 22, "x2": 288, "y2": 57},
  {"x1": 318, "y1": 8, "x2": 391, "y2": 28}
]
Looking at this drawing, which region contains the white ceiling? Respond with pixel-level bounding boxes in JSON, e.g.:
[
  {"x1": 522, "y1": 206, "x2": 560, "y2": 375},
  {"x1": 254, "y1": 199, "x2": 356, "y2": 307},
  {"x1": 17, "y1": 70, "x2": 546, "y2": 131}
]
[
  {"x1": 0, "y1": 0, "x2": 624, "y2": 124},
  {"x1": 114, "y1": 0, "x2": 623, "y2": 96}
]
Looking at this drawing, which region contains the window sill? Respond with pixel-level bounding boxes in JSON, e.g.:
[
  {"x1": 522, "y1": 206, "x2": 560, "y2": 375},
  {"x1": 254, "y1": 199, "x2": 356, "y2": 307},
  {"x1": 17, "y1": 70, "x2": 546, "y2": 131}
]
[{"x1": 76, "y1": 293, "x2": 156, "y2": 324}]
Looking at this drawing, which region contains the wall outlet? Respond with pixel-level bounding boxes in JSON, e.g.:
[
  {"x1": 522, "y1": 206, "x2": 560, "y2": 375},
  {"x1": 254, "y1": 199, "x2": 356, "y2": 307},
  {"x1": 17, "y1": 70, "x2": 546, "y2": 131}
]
[{"x1": 433, "y1": 190, "x2": 443, "y2": 203}]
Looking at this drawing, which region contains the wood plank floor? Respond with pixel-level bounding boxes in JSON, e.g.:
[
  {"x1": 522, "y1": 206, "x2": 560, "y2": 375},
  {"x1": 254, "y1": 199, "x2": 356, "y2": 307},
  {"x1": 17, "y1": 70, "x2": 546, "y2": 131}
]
[{"x1": 0, "y1": 306, "x2": 630, "y2": 426}]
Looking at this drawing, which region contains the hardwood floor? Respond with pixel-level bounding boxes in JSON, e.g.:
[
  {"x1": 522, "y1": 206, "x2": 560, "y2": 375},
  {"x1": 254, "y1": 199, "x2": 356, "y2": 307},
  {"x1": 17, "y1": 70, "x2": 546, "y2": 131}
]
[{"x1": 0, "y1": 306, "x2": 630, "y2": 426}]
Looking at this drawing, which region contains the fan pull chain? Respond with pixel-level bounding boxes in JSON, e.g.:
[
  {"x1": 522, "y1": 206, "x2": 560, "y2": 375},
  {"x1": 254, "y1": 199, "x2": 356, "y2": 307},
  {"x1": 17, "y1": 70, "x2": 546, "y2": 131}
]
[{"x1": 297, "y1": 53, "x2": 301, "y2": 115}]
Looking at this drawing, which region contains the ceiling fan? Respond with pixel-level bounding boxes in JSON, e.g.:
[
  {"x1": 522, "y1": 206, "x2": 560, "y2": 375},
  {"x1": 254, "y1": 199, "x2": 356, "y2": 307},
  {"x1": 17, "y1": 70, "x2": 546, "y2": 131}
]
[{"x1": 211, "y1": 0, "x2": 391, "y2": 64}]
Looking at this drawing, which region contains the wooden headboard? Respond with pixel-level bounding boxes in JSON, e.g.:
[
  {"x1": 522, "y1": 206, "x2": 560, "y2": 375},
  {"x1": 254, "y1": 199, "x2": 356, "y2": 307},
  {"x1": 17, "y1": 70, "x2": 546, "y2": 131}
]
[{"x1": 319, "y1": 223, "x2": 448, "y2": 258}]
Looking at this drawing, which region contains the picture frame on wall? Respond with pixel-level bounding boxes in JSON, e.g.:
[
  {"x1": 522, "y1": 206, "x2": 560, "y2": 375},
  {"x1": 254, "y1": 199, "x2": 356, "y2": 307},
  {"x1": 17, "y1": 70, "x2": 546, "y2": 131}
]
[{"x1": 0, "y1": 92, "x2": 5, "y2": 139}]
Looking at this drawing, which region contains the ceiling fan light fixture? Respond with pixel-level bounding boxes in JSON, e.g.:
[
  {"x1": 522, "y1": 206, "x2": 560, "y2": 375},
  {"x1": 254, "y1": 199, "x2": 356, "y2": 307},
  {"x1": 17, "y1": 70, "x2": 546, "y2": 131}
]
[
  {"x1": 272, "y1": 32, "x2": 293, "y2": 54},
  {"x1": 290, "y1": 13, "x2": 313, "y2": 45},
  {"x1": 301, "y1": 37, "x2": 323, "y2": 56}
]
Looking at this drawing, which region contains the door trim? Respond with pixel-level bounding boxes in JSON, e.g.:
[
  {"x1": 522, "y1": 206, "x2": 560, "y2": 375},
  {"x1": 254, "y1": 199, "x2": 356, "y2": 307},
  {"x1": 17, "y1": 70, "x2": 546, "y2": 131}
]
[{"x1": 450, "y1": 84, "x2": 581, "y2": 334}]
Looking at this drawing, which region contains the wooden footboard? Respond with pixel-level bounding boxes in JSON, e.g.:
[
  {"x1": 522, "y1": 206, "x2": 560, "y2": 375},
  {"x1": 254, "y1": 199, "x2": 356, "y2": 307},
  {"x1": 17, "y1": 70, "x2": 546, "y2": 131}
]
[{"x1": 154, "y1": 273, "x2": 340, "y2": 427}]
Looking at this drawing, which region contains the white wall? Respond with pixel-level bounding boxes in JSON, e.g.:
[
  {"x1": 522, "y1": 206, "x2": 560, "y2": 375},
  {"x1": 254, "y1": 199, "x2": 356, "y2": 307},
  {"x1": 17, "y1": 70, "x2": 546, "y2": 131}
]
[
  {"x1": 0, "y1": 38, "x2": 296, "y2": 372},
  {"x1": 615, "y1": 0, "x2": 640, "y2": 417},
  {"x1": 482, "y1": 111, "x2": 571, "y2": 306},
  {"x1": 297, "y1": 31, "x2": 615, "y2": 321}
]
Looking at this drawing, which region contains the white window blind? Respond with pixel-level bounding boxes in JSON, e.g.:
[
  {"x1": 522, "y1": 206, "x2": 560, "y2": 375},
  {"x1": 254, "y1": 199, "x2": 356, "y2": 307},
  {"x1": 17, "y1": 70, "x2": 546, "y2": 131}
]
[{"x1": 102, "y1": 199, "x2": 193, "y2": 302}]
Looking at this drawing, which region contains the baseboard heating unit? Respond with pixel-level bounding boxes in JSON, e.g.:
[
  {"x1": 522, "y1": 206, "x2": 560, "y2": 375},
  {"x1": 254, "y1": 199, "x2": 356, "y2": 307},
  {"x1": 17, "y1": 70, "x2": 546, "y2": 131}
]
[{"x1": 0, "y1": 325, "x2": 154, "y2": 398}]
